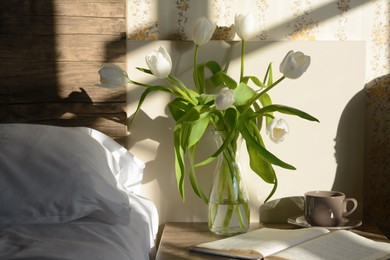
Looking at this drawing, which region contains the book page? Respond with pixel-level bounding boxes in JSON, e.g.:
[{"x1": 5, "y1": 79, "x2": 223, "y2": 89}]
[
  {"x1": 270, "y1": 230, "x2": 390, "y2": 260},
  {"x1": 193, "y1": 227, "x2": 329, "y2": 257}
]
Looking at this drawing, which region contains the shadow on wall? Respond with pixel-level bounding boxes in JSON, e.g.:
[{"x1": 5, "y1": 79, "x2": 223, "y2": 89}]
[
  {"x1": 259, "y1": 89, "x2": 366, "y2": 223},
  {"x1": 332, "y1": 89, "x2": 365, "y2": 220},
  {"x1": 0, "y1": 1, "x2": 127, "y2": 143},
  {"x1": 127, "y1": 106, "x2": 214, "y2": 222}
]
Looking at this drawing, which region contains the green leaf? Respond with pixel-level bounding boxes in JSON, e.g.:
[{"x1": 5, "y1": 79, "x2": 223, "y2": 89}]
[
  {"x1": 168, "y1": 99, "x2": 193, "y2": 122},
  {"x1": 258, "y1": 104, "x2": 319, "y2": 122},
  {"x1": 241, "y1": 76, "x2": 249, "y2": 84},
  {"x1": 264, "y1": 178, "x2": 278, "y2": 203},
  {"x1": 263, "y1": 63, "x2": 273, "y2": 86},
  {"x1": 188, "y1": 88, "x2": 199, "y2": 100},
  {"x1": 247, "y1": 144, "x2": 276, "y2": 183},
  {"x1": 168, "y1": 75, "x2": 199, "y2": 103},
  {"x1": 238, "y1": 118, "x2": 296, "y2": 170},
  {"x1": 199, "y1": 94, "x2": 215, "y2": 105},
  {"x1": 206, "y1": 70, "x2": 238, "y2": 89},
  {"x1": 194, "y1": 117, "x2": 237, "y2": 167},
  {"x1": 188, "y1": 113, "x2": 211, "y2": 147},
  {"x1": 222, "y1": 107, "x2": 239, "y2": 131},
  {"x1": 205, "y1": 60, "x2": 222, "y2": 74},
  {"x1": 245, "y1": 123, "x2": 276, "y2": 183},
  {"x1": 179, "y1": 122, "x2": 193, "y2": 150},
  {"x1": 206, "y1": 70, "x2": 224, "y2": 87},
  {"x1": 234, "y1": 82, "x2": 256, "y2": 106},
  {"x1": 243, "y1": 119, "x2": 289, "y2": 202},
  {"x1": 221, "y1": 73, "x2": 237, "y2": 89},
  {"x1": 176, "y1": 107, "x2": 200, "y2": 124},
  {"x1": 251, "y1": 102, "x2": 264, "y2": 130},
  {"x1": 188, "y1": 145, "x2": 209, "y2": 203},
  {"x1": 259, "y1": 93, "x2": 273, "y2": 126},
  {"x1": 173, "y1": 126, "x2": 186, "y2": 201},
  {"x1": 129, "y1": 85, "x2": 174, "y2": 125},
  {"x1": 259, "y1": 93, "x2": 272, "y2": 107},
  {"x1": 242, "y1": 76, "x2": 266, "y2": 88},
  {"x1": 198, "y1": 60, "x2": 223, "y2": 88}
]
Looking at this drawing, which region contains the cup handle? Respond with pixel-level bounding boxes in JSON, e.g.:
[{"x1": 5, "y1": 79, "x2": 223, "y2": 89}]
[{"x1": 343, "y1": 198, "x2": 358, "y2": 217}]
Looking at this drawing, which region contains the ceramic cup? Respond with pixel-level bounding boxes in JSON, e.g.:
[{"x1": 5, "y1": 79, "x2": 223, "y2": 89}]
[{"x1": 304, "y1": 191, "x2": 358, "y2": 227}]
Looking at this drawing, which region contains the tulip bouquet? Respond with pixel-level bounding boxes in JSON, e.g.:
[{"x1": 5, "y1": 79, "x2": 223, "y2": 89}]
[{"x1": 99, "y1": 14, "x2": 318, "y2": 230}]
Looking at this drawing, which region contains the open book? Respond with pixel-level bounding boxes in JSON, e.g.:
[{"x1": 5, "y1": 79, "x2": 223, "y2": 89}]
[{"x1": 189, "y1": 227, "x2": 390, "y2": 260}]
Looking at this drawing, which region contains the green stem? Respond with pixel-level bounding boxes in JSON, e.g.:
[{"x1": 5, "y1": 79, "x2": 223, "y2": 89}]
[
  {"x1": 193, "y1": 45, "x2": 203, "y2": 93},
  {"x1": 209, "y1": 131, "x2": 249, "y2": 234},
  {"x1": 219, "y1": 134, "x2": 247, "y2": 230},
  {"x1": 167, "y1": 76, "x2": 197, "y2": 106},
  {"x1": 258, "y1": 76, "x2": 285, "y2": 97},
  {"x1": 242, "y1": 76, "x2": 286, "y2": 113},
  {"x1": 235, "y1": 205, "x2": 246, "y2": 228},
  {"x1": 240, "y1": 40, "x2": 245, "y2": 82}
]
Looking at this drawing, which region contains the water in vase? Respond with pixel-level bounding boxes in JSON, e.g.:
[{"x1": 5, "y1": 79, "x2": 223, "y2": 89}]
[{"x1": 208, "y1": 199, "x2": 250, "y2": 235}]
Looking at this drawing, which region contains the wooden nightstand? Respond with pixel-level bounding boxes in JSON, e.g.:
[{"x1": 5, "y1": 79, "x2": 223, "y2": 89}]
[
  {"x1": 155, "y1": 222, "x2": 264, "y2": 260},
  {"x1": 155, "y1": 222, "x2": 389, "y2": 260}
]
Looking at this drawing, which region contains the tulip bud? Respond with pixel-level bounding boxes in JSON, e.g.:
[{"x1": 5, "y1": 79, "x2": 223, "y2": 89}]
[
  {"x1": 267, "y1": 118, "x2": 289, "y2": 143},
  {"x1": 98, "y1": 64, "x2": 129, "y2": 88},
  {"x1": 192, "y1": 17, "x2": 216, "y2": 46},
  {"x1": 234, "y1": 13, "x2": 256, "y2": 41},
  {"x1": 279, "y1": 50, "x2": 311, "y2": 79},
  {"x1": 145, "y1": 46, "x2": 172, "y2": 78},
  {"x1": 215, "y1": 87, "x2": 235, "y2": 110}
]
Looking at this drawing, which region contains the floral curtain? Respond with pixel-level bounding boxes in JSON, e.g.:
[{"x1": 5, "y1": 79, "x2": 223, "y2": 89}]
[{"x1": 127, "y1": 0, "x2": 389, "y2": 82}]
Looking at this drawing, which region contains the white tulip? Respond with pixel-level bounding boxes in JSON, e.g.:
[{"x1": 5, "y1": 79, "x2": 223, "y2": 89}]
[
  {"x1": 98, "y1": 64, "x2": 128, "y2": 88},
  {"x1": 215, "y1": 87, "x2": 235, "y2": 110},
  {"x1": 267, "y1": 118, "x2": 289, "y2": 143},
  {"x1": 145, "y1": 46, "x2": 172, "y2": 78},
  {"x1": 279, "y1": 50, "x2": 311, "y2": 79},
  {"x1": 192, "y1": 17, "x2": 216, "y2": 46},
  {"x1": 234, "y1": 13, "x2": 256, "y2": 41}
]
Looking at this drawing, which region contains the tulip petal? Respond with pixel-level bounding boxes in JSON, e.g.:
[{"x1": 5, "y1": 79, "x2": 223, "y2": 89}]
[
  {"x1": 192, "y1": 17, "x2": 216, "y2": 46},
  {"x1": 145, "y1": 46, "x2": 172, "y2": 78},
  {"x1": 279, "y1": 50, "x2": 311, "y2": 79},
  {"x1": 234, "y1": 13, "x2": 256, "y2": 40},
  {"x1": 267, "y1": 118, "x2": 289, "y2": 143},
  {"x1": 215, "y1": 87, "x2": 235, "y2": 110}
]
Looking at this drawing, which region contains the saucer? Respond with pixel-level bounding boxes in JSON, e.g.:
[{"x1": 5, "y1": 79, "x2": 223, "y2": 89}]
[{"x1": 287, "y1": 215, "x2": 362, "y2": 230}]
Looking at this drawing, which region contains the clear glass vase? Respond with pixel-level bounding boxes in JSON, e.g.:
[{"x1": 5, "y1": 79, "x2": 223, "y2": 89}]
[{"x1": 208, "y1": 131, "x2": 250, "y2": 235}]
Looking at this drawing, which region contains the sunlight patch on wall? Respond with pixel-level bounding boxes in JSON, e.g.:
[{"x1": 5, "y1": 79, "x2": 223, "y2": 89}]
[{"x1": 127, "y1": 0, "x2": 389, "y2": 81}]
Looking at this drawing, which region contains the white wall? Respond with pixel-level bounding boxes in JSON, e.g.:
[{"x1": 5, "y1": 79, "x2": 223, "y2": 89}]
[{"x1": 126, "y1": 40, "x2": 366, "y2": 224}]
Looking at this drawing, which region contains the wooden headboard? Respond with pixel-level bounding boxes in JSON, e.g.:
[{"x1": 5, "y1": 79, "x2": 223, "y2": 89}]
[{"x1": 0, "y1": 0, "x2": 127, "y2": 145}]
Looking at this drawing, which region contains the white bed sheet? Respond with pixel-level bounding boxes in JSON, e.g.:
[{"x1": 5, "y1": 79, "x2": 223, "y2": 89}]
[{"x1": 0, "y1": 193, "x2": 159, "y2": 260}]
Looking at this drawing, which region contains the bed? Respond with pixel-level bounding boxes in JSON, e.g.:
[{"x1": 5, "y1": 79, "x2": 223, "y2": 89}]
[{"x1": 0, "y1": 123, "x2": 159, "y2": 260}]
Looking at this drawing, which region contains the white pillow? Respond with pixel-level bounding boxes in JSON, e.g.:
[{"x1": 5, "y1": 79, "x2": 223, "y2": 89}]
[
  {"x1": 0, "y1": 124, "x2": 141, "y2": 224},
  {"x1": 77, "y1": 127, "x2": 145, "y2": 194}
]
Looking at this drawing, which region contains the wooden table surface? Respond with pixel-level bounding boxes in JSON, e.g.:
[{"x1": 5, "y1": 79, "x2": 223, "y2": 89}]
[{"x1": 154, "y1": 222, "x2": 389, "y2": 260}]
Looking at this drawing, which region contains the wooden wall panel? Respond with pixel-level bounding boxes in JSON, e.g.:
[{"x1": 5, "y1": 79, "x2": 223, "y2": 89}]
[{"x1": 0, "y1": 0, "x2": 127, "y2": 144}]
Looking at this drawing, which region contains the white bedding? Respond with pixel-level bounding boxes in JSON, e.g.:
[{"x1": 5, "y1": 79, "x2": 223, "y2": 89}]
[
  {"x1": 0, "y1": 193, "x2": 158, "y2": 260},
  {"x1": 0, "y1": 124, "x2": 158, "y2": 260}
]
